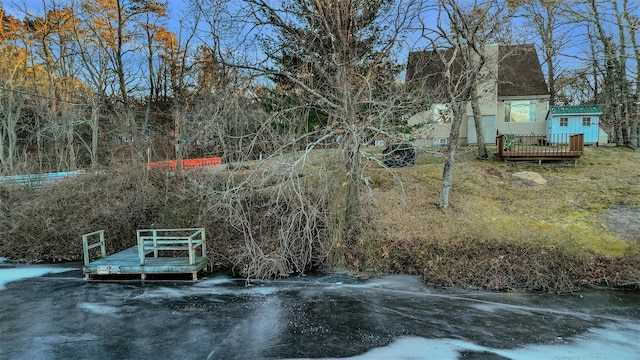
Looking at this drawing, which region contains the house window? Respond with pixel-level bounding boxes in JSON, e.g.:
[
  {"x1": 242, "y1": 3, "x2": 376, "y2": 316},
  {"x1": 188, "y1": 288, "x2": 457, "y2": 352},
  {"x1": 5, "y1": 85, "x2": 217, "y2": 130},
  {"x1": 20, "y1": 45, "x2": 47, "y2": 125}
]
[
  {"x1": 582, "y1": 117, "x2": 591, "y2": 126},
  {"x1": 432, "y1": 104, "x2": 451, "y2": 123},
  {"x1": 560, "y1": 117, "x2": 568, "y2": 127},
  {"x1": 435, "y1": 138, "x2": 448, "y2": 147},
  {"x1": 505, "y1": 101, "x2": 537, "y2": 123}
]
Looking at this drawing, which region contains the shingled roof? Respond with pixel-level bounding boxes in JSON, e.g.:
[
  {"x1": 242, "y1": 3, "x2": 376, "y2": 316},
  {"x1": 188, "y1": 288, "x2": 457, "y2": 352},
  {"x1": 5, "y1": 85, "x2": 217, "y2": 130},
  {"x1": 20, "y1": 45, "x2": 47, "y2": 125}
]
[
  {"x1": 406, "y1": 44, "x2": 549, "y2": 99},
  {"x1": 405, "y1": 47, "x2": 463, "y2": 100}
]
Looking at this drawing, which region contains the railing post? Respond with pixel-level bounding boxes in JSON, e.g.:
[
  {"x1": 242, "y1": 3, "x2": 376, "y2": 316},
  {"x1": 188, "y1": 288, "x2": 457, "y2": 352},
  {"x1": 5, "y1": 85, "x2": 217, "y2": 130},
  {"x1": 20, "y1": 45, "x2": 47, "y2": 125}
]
[
  {"x1": 83, "y1": 234, "x2": 90, "y2": 267},
  {"x1": 570, "y1": 135, "x2": 575, "y2": 152},
  {"x1": 188, "y1": 233, "x2": 195, "y2": 265},
  {"x1": 153, "y1": 230, "x2": 159, "y2": 258},
  {"x1": 201, "y1": 228, "x2": 207, "y2": 260},
  {"x1": 99, "y1": 231, "x2": 106, "y2": 259},
  {"x1": 138, "y1": 230, "x2": 145, "y2": 266}
]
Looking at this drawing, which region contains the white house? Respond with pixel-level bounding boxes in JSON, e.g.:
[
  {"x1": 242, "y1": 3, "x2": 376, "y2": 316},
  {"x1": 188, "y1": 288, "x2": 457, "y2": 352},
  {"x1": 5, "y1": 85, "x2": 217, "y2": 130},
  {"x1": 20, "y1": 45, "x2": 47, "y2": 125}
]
[{"x1": 405, "y1": 44, "x2": 551, "y2": 145}]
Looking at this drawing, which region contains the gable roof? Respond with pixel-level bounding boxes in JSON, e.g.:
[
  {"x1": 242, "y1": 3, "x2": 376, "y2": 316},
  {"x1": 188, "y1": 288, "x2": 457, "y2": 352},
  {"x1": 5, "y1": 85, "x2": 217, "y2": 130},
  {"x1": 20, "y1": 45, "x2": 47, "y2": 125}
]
[
  {"x1": 548, "y1": 105, "x2": 602, "y2": 116},
  {"x1": 497, "y1": 44, "x2": 549, "y2": 98},
  {"x1": 405, "y1": 44, "x2": 549, "y2": 100},
  {"x1": 405, "y1": 47, "x2": 462, "y2": 100}
]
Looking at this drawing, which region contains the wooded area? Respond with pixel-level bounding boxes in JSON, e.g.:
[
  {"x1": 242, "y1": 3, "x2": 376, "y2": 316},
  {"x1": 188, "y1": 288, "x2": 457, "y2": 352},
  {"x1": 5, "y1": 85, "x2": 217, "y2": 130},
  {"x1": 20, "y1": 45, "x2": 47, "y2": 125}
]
[
  {"x1": 0, "y1": 0, "x2": 637, "y2": 172},
  {"x1": 0, "y1": 0, "x2": 639, "y2": 273}
]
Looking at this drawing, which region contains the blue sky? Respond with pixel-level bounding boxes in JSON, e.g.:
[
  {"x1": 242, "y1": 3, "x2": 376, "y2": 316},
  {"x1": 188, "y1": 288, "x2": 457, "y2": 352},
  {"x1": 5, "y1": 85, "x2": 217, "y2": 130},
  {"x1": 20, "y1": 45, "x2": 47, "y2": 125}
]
[{"x1": 1, "y1": 0, "x2": 188, "y2": 27}]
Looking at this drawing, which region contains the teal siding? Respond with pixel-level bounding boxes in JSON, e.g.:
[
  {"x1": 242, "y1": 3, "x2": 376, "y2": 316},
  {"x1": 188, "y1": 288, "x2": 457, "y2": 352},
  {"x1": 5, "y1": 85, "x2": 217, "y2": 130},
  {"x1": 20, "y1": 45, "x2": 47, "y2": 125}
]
[{"x1": 546, "y1": 106, "x2": 602, "y2": 144}]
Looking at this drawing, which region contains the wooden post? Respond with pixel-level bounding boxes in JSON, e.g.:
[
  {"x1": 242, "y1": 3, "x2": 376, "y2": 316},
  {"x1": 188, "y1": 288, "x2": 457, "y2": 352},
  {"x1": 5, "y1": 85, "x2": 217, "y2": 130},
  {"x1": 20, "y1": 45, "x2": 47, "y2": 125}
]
[
  {"x1": 138, "y1": 230, "x2": 146, "y2": 266},
  {"x1": 201, "y1": 229, "x2": 207, "y2": 261},
  {"x1": 188, "y1": 233, "x2": 195, "y2": 265},
  {"x1": 153, "y1": 230, "x2": 159, "y2": 258}
]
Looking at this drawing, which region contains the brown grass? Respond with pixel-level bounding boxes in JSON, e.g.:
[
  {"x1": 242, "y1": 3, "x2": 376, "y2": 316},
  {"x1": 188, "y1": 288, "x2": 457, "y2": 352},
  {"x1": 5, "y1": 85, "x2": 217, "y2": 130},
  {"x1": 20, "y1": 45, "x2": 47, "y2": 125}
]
[
  {"x1": 344, "y1": 145, "x2": 640, "y2": 292},
  {"x1": 0, "y1": 145, "x2": 638, "y2": 292}
]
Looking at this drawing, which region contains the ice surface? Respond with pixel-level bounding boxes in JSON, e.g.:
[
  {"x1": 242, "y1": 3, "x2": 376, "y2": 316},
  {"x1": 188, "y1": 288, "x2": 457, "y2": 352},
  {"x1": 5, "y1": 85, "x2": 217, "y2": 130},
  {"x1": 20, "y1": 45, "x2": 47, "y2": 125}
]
[
  {"x1": 78, "y1": 302, "x2": 121, "y2": 316},
  {"x1": 132, "y1": 275, "x2": 280, "y2": 300},
  {"x1": 290, "y1": 320, "x2": 640, "y2": 360},
  {"x1": 2, "y1": 272, "x2": 639, "y2": 359},
  {"x1": 193, "y1": 275, "x2": 235, "y2": 287},
  {"x1": 0, "y1": 266, "x2": 73, "y2": 290}
]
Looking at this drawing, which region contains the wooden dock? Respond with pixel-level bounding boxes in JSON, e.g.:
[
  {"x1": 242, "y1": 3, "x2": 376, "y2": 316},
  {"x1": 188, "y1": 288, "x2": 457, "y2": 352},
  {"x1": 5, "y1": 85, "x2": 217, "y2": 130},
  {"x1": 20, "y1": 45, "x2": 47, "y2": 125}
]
[{"x1": 82, "y1": 228, "x2": 208, "y2": 280}]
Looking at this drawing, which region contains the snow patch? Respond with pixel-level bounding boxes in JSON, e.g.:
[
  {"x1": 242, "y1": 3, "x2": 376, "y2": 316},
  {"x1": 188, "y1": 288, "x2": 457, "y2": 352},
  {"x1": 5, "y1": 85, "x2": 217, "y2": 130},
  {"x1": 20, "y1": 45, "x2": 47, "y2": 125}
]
[
  {"x1": 0, "y1": 266, "x2": 73, "y2": 290},
  {"x1": 289, "y1": 321, "x2": 640, "y2": 360}
]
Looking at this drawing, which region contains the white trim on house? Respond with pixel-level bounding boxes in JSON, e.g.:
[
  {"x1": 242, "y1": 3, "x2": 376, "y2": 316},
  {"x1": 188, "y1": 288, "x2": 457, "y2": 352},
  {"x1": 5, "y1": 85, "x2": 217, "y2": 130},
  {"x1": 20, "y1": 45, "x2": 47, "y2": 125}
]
[{"x1": 498, "y1": 95, "x2": 551, "y2": 101}]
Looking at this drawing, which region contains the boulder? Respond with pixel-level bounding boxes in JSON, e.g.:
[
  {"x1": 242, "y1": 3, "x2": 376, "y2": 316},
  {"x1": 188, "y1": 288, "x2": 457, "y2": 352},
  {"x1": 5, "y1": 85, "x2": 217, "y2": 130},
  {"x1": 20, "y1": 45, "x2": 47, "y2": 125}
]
[{"x1": 512, "y1": 171, "x2": 547, "y2": 185}]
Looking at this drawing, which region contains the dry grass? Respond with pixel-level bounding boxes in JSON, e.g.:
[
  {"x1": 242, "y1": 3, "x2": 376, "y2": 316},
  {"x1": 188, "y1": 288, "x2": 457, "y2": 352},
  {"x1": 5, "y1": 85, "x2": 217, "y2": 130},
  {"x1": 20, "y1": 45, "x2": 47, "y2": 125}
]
[
  {"x1": 1, "y1": 145, "x2": 638, "y2": 291},
  {"x1": 348, "y1": 145, "x2": 640, "y2": 292}
]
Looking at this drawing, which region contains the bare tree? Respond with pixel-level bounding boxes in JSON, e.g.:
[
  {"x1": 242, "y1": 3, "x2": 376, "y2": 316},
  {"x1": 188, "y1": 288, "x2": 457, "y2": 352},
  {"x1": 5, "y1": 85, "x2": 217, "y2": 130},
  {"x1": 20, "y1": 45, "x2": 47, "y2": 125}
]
[
  {"x1": 418, "y1": 0, "x2": 503, "y2": 208},
  {"x1": 622, "y1": 0, "x2": 640, "y2": 147},
  {"x1": 508, "y1": 0, "x2": 575, "y2": 106},
  {"x1": 210, "y1": 0, "x2": 417, "y2": 241},
  {"x1": 0, "y1": 9, "x2": 28, "y2": 174},
  {"x1": 135, "y1": 0, "x2": 168, "y2": 132},
  {"x1": 177, "y1": 0, "x2": 432, "y2": 277},
  {"x1": 577, "y1": 0, "x2": 638, "y2": 147}
]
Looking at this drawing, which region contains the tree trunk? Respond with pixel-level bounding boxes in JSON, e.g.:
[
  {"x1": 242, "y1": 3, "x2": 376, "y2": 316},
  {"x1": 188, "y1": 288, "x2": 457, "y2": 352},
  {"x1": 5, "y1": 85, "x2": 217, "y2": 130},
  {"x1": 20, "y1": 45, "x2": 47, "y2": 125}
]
[
  {"x1": 343, "y1": 137, "x2": 362, "y2": 242},
  {"x1": 630, "y1": 121, "x2": 639, "y2": 149},
  {"x1": 471, "y1": 84, "x2": 487, "y2": 159},
  {"x1": 90, "y1": 99, "x2": 100, "y2": 169},
  {"x1": 2, "y1": 92, "x2": 22, "y2": 174},
  {"x1": 438, "y1": 101, "x2": 465, "y2": 209},
  {"x1": 174, "y1": 107, "x2": 183, "y2": 173}
]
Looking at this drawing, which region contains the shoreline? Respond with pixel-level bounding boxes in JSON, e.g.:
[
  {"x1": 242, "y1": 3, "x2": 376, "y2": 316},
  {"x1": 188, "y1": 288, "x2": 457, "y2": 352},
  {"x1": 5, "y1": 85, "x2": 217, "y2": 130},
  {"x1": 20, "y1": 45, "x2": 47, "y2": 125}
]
[{"x1": 1, "y1": 251, "x2": 638, "y2": 293}]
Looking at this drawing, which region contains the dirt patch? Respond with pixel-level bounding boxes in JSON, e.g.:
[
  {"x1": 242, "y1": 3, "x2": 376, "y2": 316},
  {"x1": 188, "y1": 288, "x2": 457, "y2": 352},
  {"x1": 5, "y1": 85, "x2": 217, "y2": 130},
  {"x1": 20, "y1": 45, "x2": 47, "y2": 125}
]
[{"x1": 606, "y1": 205, "x2": 640, "y2": 241}]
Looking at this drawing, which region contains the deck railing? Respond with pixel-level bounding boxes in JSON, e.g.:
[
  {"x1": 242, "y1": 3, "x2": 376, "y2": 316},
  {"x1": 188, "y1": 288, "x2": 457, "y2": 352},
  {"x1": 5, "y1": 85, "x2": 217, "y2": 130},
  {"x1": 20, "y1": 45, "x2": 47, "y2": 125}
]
[
  {"x1": 136, "y1": 228, "x2": 207, "y2": 266},
  {"x1": 497, "y1": 133, "x2": 584, "y2": 158},
  {"x1": 82, "y1": 230, "x2": 106, "y2": 267}
]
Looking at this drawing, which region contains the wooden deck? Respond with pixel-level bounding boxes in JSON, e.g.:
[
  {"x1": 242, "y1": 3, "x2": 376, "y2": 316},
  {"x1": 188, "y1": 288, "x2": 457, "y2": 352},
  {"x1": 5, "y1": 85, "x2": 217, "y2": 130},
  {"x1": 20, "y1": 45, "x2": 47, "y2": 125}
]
[
  {"x1": 496, "y1": 133, "x2": 584, "y2": 164},
  {"x1": 82, "y1": 228, "x2": 208, "y2": 281}
]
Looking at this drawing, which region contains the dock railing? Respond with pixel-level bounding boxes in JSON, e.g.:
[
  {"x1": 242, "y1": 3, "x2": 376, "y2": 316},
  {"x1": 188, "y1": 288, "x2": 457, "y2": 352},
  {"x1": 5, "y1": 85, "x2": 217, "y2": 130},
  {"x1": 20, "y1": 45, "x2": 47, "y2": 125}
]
[
  {"x1": 136, "y1": 228, "x2": 207, "y2": 266},
  {"x1": 82, "y1": 230, "x2": 106, "y2": 267}
]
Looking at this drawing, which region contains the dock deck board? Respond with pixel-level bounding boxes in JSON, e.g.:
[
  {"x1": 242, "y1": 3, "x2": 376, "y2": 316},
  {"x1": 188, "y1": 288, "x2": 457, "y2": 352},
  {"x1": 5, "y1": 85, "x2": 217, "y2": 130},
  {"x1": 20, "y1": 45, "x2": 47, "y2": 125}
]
[{"x1": 83, "y1": 247, "x2": 208, "y2": 280}]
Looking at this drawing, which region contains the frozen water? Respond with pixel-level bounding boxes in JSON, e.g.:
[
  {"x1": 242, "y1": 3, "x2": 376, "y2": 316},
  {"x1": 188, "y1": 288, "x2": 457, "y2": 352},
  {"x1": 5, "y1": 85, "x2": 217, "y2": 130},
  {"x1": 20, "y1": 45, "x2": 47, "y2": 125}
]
[
  {"x1": 78, "y1": 302, "x2": 121, "y2": 316},
  {"x1": 133, "y1": 275, "x2": 280, "y2": 301},
  {"x1": 193, "y1": 274, "x2": 236, "y2": 287},
  {"x1": 291, "y1": 321, "x2": 640, "y2": 360},
  {"x1": 1, "y1": 270, "x2": 639, "y2": 359},
  {"x1": 0, "y1": 265, "x2": 73, "y2": 290}
]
